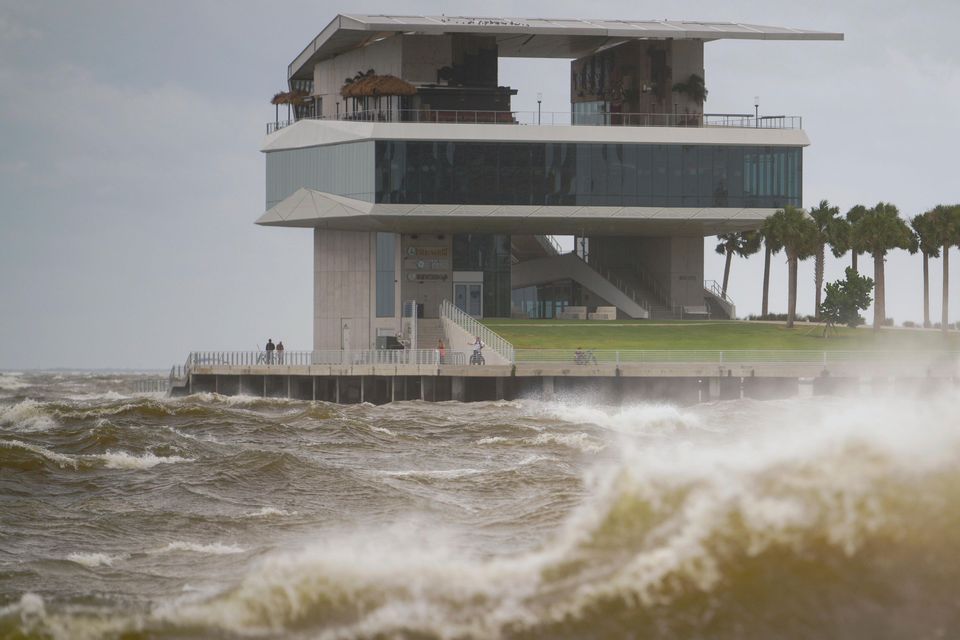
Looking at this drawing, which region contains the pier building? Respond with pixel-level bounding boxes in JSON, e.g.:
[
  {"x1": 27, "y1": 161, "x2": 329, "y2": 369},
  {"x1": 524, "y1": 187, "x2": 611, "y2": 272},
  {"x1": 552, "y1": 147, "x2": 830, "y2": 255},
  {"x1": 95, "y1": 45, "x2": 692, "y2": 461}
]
[{"x1": 259, "y1": 14, "x2": 842, "y2": 356}]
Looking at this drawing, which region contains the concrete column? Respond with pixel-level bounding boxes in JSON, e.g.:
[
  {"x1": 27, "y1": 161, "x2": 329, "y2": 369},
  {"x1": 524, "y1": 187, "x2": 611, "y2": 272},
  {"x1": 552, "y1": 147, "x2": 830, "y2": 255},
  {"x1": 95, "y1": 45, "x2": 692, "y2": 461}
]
[
  {"x1": 719, "y1": 376, "x2": 741, "y2": 400},
  {"x1": 360, "y1": 376, "x2": 365, "y2": 403},
  {"x1": 335, "y1": 377, "x2": 340, "y2": 404},
  {"x1": 287, "y1": 376, "x2": 291, "y2": 399},
  {"x1": 391, "y1": 377, "x2": 396, "y2": 403},
  {"x1": 707, "y1": 377, "x2": 721, "y2": 402},
  {"x1": 451, "y1": 376, "x2": 466, "y2": 402},
  {"x1": 495, "y1": 377, "x2": 505, "y2": 401},
  {"x1": 262, "y1": 376, "x2": 266, "y2": 398},
  {"x1": 542, "y1": 376, "x2": 555, "y2": 401}
]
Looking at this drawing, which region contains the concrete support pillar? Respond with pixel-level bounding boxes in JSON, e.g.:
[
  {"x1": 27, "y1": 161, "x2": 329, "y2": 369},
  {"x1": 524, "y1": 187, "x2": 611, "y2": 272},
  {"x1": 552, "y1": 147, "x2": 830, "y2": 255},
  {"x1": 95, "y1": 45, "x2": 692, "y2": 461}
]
[
  {"x1": 312, "y1": 377, "x2": 317, "y2": 402},
  {"x1": 495, "y1": 377, "x2": 505, "y2": 401},
  {"x1": 451, "y1": 377, "x2": 466, "y2": 402},
  {"x1": 262, "y1": 376, "x2": 266, "y2": 398},
  {"x1": 542, "y1": 376, "x2": 555, "y2": 401},
  {"x1": 335, "y1": 377, "x2": 340, "y2": 404},
  {"x1": 707, "y1": 377, "x2": 721, "y2": 402},
  {"x1": 287, "y1": 375, "x2": 291, "y2": 399},
  {"x1": 391, "y1": 377, "x2": 396, "y2": 403},
  {"x1": 360, "y1": 376, "x2": 365, "y2": 403}
]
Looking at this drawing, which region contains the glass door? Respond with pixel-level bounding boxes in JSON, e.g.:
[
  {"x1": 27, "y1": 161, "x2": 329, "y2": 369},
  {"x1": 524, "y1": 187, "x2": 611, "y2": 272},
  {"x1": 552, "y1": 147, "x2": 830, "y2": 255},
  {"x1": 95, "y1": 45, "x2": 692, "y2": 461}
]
[{"x1": 454, "y1": 283, "x2": 483, "y2": 317}]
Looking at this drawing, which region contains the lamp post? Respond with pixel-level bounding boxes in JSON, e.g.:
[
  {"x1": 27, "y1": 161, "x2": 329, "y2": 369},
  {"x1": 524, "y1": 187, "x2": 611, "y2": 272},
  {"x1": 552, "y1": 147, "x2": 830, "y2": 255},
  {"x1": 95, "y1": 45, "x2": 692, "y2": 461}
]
[
  {"x1": 537, "y1": 92, "x2": 542, "y2": 125},
  {"x1": 754, "y1": 96, "x2": 759, "y2": 128}
]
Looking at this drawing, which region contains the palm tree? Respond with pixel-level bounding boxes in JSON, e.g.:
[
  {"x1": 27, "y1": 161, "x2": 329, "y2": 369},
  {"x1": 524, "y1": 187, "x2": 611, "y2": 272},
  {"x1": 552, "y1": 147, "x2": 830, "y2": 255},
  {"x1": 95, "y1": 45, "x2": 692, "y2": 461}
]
[
  {"x1": 910, "y1": 211, "x2": 941, "y2": 328},
  {"x1": 851, "y1": 202, "x2": 917, "y2": 331},
  {"x1": 808, "y1": 200, "x2": 845, "y2": 319},
  {"x1": 845, "y1": 205, "x2": 868, "y2": 272},
  {"x1": 929, "y1": 204, "x2": 960, "y2": 334},
  {"x1": 761, "y1": 206, "x2": 818, "y2": 328},
  {"x1": 759, "y1": 226, "x2": 783, "y2": 317},
  {"x1": 714, "y1": 231, "x2": 761, "y2": 298}
]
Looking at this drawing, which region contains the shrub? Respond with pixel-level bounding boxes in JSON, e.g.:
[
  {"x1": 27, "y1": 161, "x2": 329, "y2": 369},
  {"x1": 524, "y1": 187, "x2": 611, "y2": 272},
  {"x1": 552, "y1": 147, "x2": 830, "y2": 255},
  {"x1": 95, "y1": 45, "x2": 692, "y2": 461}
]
[{"x1": 902, "y1": 320, "x2": 917, "y2": 328}]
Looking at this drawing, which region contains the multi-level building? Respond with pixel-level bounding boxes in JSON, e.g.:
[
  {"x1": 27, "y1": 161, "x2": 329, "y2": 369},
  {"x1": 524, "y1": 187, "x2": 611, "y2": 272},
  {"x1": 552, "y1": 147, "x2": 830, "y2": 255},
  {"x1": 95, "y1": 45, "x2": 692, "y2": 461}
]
[{"x1": 259, "y1": 14, "x2": 842, "y2": 352}]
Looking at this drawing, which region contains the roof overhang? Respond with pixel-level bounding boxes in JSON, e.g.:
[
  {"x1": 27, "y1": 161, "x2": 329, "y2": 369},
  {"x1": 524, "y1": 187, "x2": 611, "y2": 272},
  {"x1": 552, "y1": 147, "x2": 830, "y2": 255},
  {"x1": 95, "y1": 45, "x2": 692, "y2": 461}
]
[
  {"x1": 289, "y1": 14, "x2": 844, "y2": 80},
  {"x1": 257, "y1": 188, "x2": 779, "y2": 236}
]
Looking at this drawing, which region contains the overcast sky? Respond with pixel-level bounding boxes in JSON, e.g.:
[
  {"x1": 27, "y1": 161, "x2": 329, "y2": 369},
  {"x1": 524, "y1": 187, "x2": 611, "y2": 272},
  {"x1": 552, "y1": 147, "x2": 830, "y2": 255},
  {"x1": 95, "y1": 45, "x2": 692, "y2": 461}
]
[{"x1": 1, "y1": 0, "x2": 958, "y2": 369}]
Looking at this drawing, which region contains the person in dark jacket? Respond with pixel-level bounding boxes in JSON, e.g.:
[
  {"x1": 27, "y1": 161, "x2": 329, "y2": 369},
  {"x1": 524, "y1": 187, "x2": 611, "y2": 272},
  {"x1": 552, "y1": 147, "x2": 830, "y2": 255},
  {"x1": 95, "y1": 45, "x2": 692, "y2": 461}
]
[{"x1": 265, "y1": 338, "x2": 275, "y2": 364}]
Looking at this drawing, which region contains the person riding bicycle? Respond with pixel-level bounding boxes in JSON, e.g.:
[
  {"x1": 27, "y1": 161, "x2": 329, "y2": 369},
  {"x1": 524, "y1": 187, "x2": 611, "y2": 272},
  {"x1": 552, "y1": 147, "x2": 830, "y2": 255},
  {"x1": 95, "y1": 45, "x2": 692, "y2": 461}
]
[{"x1": 469, "y1": 336, "x2": 485, "y2": 365}]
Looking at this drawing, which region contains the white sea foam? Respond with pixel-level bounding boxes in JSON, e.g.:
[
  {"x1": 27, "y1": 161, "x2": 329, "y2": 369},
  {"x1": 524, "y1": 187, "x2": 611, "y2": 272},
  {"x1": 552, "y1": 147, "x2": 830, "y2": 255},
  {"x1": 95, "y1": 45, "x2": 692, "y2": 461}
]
[
  {"x1": 64, "y1": 391, "x2": 129, "y2": 402},
  {"x1": 476, "y1": 435, "x2": 508, "y2": 445},
  {"x1": 154, "y1": 541, "x2": 246, "y2": 555},
  {"x1": 380, "y1": 468, "x2": 485, "y2": 480},
  {"x1": 370, "y1": 425, "x2": 396, "y2": 437},
  {"x1": 67, "y1": 552, "x2": 121, "y2": 568},
  {"x1": 0, "y1": 439, "x2": 77, "y2": 469},
  {"x1": 0, "y1": 399, "x2": 58, "y2": 432},
  {"x1": 528, "y1": 431, "x2": 605, "y2": 453},
  {"x1": 96, "y1": 451, "x2": 194, "y2": 470},
  {"x1": 0, "y1": 373, "x2": 29, "y2": 391},
  {"x1": 549, "y1": 402, "x2": 704, "y2": 436},
  {"x1": 242, "y1": 507, "x2": 296, "y2": 519}
]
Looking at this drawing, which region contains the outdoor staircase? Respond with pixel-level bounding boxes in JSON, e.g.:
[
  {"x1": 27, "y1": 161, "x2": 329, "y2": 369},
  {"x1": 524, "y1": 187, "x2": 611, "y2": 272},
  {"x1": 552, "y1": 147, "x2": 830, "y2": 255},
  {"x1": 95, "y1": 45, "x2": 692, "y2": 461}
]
[{"x1": 416, "y1": 319, "x2": 447, "y2": 352}]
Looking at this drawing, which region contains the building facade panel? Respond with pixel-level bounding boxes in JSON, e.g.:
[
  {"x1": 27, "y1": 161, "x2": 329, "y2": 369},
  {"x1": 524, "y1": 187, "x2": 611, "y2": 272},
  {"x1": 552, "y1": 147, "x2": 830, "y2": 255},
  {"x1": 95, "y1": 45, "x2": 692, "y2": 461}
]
[{"x1": 266, "y1": 141, "x2": 375, "y2": 209}]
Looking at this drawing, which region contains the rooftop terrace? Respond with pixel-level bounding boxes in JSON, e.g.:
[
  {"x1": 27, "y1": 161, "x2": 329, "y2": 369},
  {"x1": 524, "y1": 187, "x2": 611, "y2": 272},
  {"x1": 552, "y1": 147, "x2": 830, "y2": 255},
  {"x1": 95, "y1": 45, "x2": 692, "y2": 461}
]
[{"x1": 266, "y1": 109, "x2": 801, "y2": 135}]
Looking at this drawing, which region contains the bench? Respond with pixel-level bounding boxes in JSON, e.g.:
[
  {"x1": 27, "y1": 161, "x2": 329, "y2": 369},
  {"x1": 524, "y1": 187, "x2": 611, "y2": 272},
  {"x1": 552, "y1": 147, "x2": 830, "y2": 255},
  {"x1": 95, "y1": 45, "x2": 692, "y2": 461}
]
[
  {"x1": 588, "y1": 306, "x2": 617, "y2": 320},
  {"x1": 559, "y1": 306, "x2": 587, "y2": 320},
  {"x1": 681, "y1": 306, "x2": 711, "y2": 319}
]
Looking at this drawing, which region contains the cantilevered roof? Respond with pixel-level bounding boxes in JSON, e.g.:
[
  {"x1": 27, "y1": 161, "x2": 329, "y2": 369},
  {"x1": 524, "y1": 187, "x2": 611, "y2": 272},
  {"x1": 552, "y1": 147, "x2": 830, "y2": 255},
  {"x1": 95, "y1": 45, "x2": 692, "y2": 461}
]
[{"x1": 289, "y1": 14, "x2": 843, "y2": 80}]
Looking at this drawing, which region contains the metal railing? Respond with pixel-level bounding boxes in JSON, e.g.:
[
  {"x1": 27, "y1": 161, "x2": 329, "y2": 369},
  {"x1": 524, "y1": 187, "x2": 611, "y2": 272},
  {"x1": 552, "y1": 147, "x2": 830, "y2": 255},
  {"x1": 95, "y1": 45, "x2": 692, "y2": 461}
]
[
  {"x1": 401, "y1": 300, "x2": 418, "y2": 350},
  {"x1": 593, "y1": 261, "x2": 651, "y2": 313},
  {"x1": 183, "y1": 349, "x2": 465, "y2": 367},
  {"x1": 536, "y1": 234, "x2": 564, "y2": 256},
  {"x1": 704, "y1": 280, "x2": 734, "y2": 304},
  {"x1": 440, "y1": 299, "x2": 515, "y2": 363},
  {"x1": 513, "y1": 349, "x2": 959, "y2": 365},
  {"x1": 133, "y1": 378, "x2": 170, "y2": 393},
  {"x1": 266, "y1": 110, "x2": 802, "y2": 133}
]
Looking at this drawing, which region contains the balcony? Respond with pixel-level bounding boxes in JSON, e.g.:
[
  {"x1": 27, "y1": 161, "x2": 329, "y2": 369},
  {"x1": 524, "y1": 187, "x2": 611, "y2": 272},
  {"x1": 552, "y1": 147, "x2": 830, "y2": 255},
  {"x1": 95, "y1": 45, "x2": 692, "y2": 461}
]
[{"x1": 266, "y1": 110, "x2": 802, "y2": 134}]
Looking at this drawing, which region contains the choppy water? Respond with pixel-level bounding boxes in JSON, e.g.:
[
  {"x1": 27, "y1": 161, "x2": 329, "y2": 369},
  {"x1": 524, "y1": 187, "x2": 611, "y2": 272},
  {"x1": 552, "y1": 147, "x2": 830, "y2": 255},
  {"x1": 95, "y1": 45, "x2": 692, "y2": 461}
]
[{"x1": 1, "y1": 370, "x2": 959, "y2": 639}]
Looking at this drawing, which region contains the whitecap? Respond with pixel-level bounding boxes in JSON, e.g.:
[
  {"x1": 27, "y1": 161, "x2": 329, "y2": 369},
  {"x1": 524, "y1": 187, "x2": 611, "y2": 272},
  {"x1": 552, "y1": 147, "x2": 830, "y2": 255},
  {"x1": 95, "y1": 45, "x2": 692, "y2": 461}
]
[
  {"x1": 95, "y1": 451, "x2": 194, "y2": 470},
  {"x1": 0, "y1": 439, "x2": 77, "y2": 469},
  {"x1": 0, "y1": 399, "x2": 58, "y2": 432},
  {"x1": 380, "y1": 468, "x2": 485, "y2": 480},
  {"x1": 153, "y1": 541, "x2": 246, "y2": 555},
  {"x1": 242, "y1": 507, "x2": 296, "y2": 519},
  {"x1": 476, "y1": 436, "x2": 509, "y2": 445},
  {"x1": 528, "y1": 431, "x2": 604, "y2": 454},
  {"x1": 0, "y1": 373, "x2": 29, "y2": 391},
  {"x1": 370, "y1": 425, "x2": 396, "y2": 437},
  {"x1": 67, "y1": 552, "x2": 121, "y2": 568}
]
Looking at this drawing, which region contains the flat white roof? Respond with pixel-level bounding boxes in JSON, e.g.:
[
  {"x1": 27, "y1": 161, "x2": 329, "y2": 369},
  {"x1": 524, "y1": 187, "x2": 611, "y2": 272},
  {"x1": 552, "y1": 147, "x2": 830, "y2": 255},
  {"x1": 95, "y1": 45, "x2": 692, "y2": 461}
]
[{"x1": 290, "y1": 14, "x2": 843, "y2": 79}]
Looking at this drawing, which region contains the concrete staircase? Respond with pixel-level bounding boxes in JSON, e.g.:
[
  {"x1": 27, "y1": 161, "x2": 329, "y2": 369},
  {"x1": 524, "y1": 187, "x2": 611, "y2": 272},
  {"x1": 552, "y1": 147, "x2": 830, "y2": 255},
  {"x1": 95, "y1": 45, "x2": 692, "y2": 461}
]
[
  {"x1": 512, "y1": 253, "x2": 650, "y2": 319},
  {"x1": 416, "y1": 319, "x2": 447, "y2": 352}
]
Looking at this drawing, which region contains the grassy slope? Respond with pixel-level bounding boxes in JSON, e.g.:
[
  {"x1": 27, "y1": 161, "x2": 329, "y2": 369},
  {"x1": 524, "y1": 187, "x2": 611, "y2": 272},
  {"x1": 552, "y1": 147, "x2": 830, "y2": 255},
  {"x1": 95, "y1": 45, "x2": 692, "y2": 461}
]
[{"x1": 481, "y1": 319, "x2": 960, "y2": 351}]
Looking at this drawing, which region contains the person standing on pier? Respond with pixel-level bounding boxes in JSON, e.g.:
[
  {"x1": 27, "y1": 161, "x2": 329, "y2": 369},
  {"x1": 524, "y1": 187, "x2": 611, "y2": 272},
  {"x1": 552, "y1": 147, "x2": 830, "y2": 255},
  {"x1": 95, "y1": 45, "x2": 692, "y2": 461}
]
[
  {"x1": 265, "y1": 338, "x2": 275, "y2": 364},
  {"x1": 276, "y1": 341, "x2": 285, "y2": 364}
]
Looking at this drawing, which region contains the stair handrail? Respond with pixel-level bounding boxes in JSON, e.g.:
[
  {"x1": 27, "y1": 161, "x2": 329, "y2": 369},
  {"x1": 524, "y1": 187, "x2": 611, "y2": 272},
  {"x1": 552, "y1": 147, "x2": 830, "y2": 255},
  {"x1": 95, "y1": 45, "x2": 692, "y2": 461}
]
[
  {"x1": 592, "y1": 261, "x2": 650, "y2": 312},
  {"x1": 704, "y1": 279, "x2": 734, "y2": 305},
  {"x1": 535, "y1": 234, "x2": 564, "y2": 256},
  {"x1": 440, "y1": 299, "x2": 515, "y2": 363}
]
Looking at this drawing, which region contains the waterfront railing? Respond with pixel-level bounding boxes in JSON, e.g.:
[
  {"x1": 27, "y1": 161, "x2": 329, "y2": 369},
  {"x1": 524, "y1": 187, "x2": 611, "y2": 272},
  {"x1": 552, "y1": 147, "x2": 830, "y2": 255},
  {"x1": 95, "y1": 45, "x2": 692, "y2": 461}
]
[
  {"x1": 184, "y1": 349, "x2": 464, "y2": 367},
  {"x1": 266, "y1": 110, "x2": 802, "y2": 134}
]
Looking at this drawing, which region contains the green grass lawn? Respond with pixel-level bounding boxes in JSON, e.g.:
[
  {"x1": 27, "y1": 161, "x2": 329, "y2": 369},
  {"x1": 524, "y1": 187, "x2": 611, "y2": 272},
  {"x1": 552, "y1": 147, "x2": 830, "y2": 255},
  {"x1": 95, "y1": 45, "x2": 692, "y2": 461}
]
[{"x1": 482, "y1": 319, "x2": 960, "y2": 351}]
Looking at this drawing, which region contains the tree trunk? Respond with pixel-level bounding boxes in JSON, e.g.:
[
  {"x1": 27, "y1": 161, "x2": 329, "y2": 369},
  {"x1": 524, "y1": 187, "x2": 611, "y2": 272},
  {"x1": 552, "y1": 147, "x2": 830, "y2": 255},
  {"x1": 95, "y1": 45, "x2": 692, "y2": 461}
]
[
  {"x1": 814, "y1": 246, "x2": 825, "y2": 320},
  {"x1": 873, "y1": 252, "x2": 885, "y2": 331},
  {"x1": 787, "y1": 253, "x2": 798, "y2": 329},
  {"x1": 943, "y1": 244, "x2": 950, "y2": 335},
  {"x1": 275, "y1": 103, "x2": 278, "y2": 127},
  {"x1": 923, "y1": 252, "x2": 930, "y2": 328},
  {"x1": 761, "y1": 245, "x2": 771, "y2": 317},
  {"x1": 721, "y1": 250, "x2": 732, "y2": 297},
  {"x1": 851, "y1": 251, "x2": 858, "y2": 273}
]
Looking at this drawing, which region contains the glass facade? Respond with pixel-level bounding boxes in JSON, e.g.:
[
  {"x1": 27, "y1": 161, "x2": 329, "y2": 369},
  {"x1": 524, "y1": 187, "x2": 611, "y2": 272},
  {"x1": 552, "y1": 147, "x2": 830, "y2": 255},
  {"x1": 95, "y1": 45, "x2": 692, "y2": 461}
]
[
  {"x1": 375, "y1": 232, "x2": 396, "y2": 317},
  {"x1": 375, "y1": 140, "x2": 801, "y2": 208},
  {"x1": 452, "y1": 234, "x2": 511, "y2": 318},
  {"x1": 512, "y1": 280, "x2": 580, "y2": 319}
]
